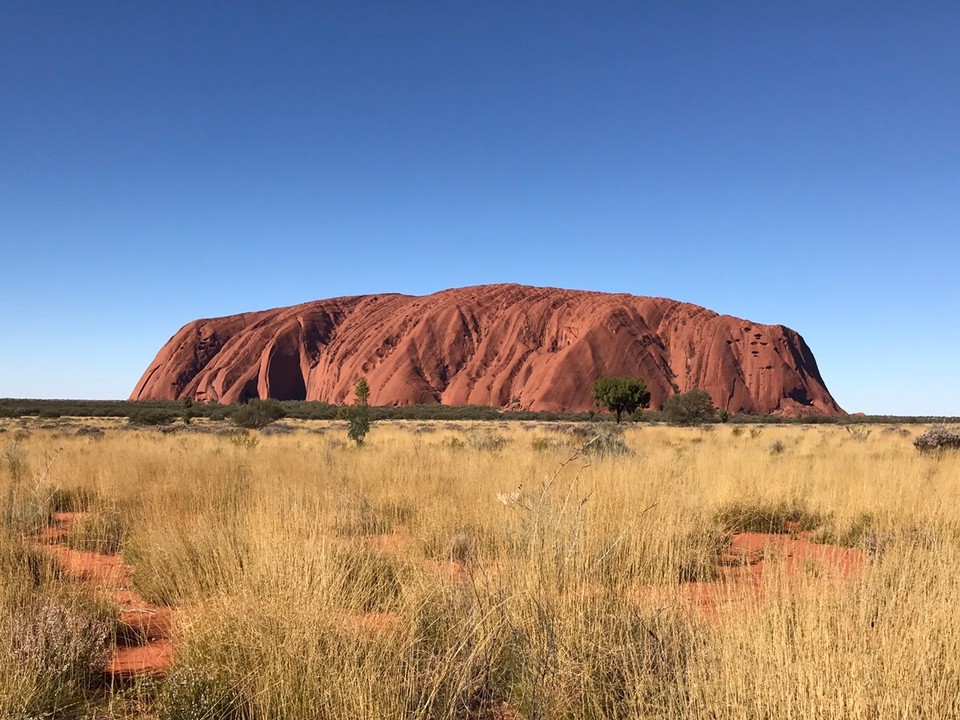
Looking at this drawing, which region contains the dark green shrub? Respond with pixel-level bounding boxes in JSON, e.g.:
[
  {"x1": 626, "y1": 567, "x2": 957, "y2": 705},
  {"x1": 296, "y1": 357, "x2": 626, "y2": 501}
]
[
  {"x1": 181, "y1": 397, "x2": 194, "y2": 425},
  {"x1": 663, "y1": 389, "x2": 716, "y2": 426},
  {"x1": 128, "y1": 408, "x2": 178, "y2": 426},
  {"x1": 230, "y1": 399, "x2": 286, "y2": 430}
]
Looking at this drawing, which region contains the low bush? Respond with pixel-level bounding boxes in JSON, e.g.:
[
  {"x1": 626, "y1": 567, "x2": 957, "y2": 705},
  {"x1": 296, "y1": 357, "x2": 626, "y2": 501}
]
[
  {"x1": 913, "y1": 426, "x2": 960, "y2": 454},
  {"x1": 442, "y1": 436, "x2": 466, "y2": 451},
  {"x1": 0, "y1": 595, "x2": 113, "y2": 717},
  {"x1": 158, "y1": 664, "x2": 246, "y2": 720},
  {"x1": 567, "y1": 423, "x2": 630, "y2": 455},
  {"x1": 230, "y1": 399, "x2": 286, "y2": 430},
  {"x1": 467, "y1": 432, "x2": 508, "y2": 452},
  {"x1": 663, "y1": 389, "x2": 716, "y2": 426},
  {"x1": 128, "y1": 408, "x2": 178, "y2": 426},
  {"x1": 844, "y1": 425, "x2": 872, "y2": 442},
  {"x1": 259, "y1": 423, "x2": 294, "y2": 436},
  {"x1": 531, "y1": 435, "x2": 566, "y2": 452}
]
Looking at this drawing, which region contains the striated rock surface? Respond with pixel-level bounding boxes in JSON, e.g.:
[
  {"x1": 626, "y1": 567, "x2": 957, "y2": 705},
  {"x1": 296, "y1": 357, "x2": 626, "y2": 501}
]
[{"x1": 131, "y1": 284, "x2": 843, "y2": 416}]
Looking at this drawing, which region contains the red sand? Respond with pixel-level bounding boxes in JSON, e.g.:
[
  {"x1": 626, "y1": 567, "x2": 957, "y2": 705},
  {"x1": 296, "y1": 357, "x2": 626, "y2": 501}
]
[
  {"x1": 38, "y1": 513, "x2": 174, "y2": 679},
  {"x1": 32, "y1": 512, "x2": 862, "y2": 694},
  {"x1": 681, "y1": 531, "x2": 865, "y2": 616}
]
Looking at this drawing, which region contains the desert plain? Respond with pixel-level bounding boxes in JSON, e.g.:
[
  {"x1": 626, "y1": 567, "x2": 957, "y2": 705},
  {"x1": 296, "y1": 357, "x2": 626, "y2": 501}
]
[{"x1": 1, "y1": 417, "x2": 958, "y2": 719}]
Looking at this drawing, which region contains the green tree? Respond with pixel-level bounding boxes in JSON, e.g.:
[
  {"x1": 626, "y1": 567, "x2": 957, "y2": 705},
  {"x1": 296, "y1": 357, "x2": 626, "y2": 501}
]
[
  {"x1": 662, "y1": 389, "x2": 716, "y2": 426},
  {"x1": 230, "y1": 398, "x2": 286, "y2": 430},
  {"x1": 592, "y1": 376, "x2": 651, "y2": 423},
  {"x1": 345, "y1": 378, "x2": 371, "y2": 446}
]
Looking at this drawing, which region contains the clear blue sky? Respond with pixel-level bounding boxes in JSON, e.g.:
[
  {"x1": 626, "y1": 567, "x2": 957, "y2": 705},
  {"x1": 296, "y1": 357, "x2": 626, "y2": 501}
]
[{"x1": 1, "y1": 2, "x2": 957, "y2": 414}]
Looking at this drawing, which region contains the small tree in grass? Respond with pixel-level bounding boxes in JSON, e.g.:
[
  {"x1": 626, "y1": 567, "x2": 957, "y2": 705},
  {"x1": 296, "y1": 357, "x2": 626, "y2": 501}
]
[
  {"x1": 593, "y1": 376, "x2": 651, "y2": 423},
  {"x1": 663, "y1": 389, "x2": 716, "y2": 426},
  {"x1": 230, "y1": 398, "x2": 286, "y2": 430},
  {"x1": 345, "y1": 378, "x2": 371, "y2": 446}
]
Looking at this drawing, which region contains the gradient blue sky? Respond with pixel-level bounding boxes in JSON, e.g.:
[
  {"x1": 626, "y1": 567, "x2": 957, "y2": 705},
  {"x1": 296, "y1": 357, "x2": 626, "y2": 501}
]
[{"x1": 1, "y1": 2, "x2": 957, "y2": 414}]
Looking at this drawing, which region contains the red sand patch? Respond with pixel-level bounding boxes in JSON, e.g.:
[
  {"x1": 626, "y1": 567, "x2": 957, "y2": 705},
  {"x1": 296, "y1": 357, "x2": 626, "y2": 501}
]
[
  {"x1": 723, "y1": 531, "x2": 863, "y2": 578},
  {"x1": 680, "y1": 532, "x2": 864, "y2": 617},
  {"x1": 37, "y1": 512, "x2": 174, "y2": 679},
  {"x1": 106, "y1": 641, "x2": 174, "y2": 678}
]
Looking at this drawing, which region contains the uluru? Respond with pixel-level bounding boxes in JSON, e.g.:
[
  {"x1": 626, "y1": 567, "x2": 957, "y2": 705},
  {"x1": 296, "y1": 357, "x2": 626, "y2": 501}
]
[{"x1": 131, "y1": 284, "x2": 843, "y2": 416}]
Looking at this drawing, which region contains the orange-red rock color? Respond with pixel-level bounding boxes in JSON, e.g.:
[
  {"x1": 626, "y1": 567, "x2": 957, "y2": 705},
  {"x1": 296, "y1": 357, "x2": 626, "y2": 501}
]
[{"x1": 131, "y1": 284, "x2": 842, "y2": 416}]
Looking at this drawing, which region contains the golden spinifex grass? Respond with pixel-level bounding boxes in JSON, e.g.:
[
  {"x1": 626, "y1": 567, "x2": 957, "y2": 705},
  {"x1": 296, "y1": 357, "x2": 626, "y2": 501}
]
[{"x1": 1, "y1": 419, "x2": 959, "y2": 718}]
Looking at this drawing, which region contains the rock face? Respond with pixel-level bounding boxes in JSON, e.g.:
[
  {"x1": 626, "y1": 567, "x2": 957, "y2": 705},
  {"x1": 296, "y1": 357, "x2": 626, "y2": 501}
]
[{"x1": 131, "y1": 284, "x2": 843, "y2": 416}]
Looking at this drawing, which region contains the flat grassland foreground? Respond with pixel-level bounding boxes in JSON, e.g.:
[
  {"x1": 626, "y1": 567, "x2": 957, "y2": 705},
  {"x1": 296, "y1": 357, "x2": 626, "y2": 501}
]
[{"x1": 1, "y1": 419, "x2": 959, "y2": 718}]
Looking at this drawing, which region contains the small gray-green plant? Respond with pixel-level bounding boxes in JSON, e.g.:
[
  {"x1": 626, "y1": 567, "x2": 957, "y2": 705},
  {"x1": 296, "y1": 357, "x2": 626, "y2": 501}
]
[
  {"x1": 531, "y1": 435, "x2": 565, "y2": 452},
  {"x1": 442, "y1": 436, "x2": 466, "y2": 451},
  {"x1": 914, "y1": 426, "x2": 960, "y2": 454},
  {"x1": 466, "y1": 431, "x2": 507, "y2": 452},
  {"x1": 0, "y1": 595, "x2": 113, "y2": 718},
  {"x1": 228, "y1": 432, "x2": 259, "y2": 450},
  {"x1": 157, "y1": 664, "x2": 245, "y2": 720},
  {"x1": 844, "y1": 425, "x2": 871, "y2": 442},
  {"x1": 566, "y1": 423, "x2": 631, "y2": 456}
]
